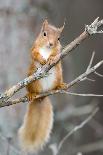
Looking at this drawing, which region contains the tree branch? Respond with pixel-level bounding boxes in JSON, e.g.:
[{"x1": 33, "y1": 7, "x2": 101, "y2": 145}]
[
  {"x1": 49, "y1": 107, "x2": 99, "y2": 155},
  {"x1": 1, "y1": 55, "x2": 103, "y2": 108},
  {"x1": 73, "y1": 140, "x2": 103, "y2": 154},
  {"x1": 0, "y1": 17, "x2": 103, "y2": 104}
]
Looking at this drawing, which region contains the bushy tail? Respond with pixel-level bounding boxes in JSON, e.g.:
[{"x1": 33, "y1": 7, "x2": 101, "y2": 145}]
[{"x1": 18, "y1": 97, "x2": 53, "y2": 153}]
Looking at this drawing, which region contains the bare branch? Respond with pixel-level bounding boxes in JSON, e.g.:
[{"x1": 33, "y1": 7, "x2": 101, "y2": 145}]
[
  {"x1": 86, "y1": 78, "x2": 95, "y2": 82},
  {"x1": 0, "y1": 17, "x2": 103, "y2": 104},
  {"x1": 58, "y1": 107, "x2": 98, "y2": 152},
  {"x1": 56, "y1": 101, "x2": 97, "y2": 120},
  {"x1": 60, "y1": 91, "x2": 103, "y2": 97},
  {"x1": 85, "y1": 17, "x2": 103, "y2": 34},
  {"x1": 68, "y1": 60, "x2": 103, "y2": 87},
  {"x1": 49, "y1": 107, "x2": 99, "y2": 155},
  {"x1": 94, "y1": 71, "x2": 103, "y2": 77},
  {"x1": 82, "y1": 52, "x2": 95, "y2": 82},
  {"x1": 0, "y1": 133, "x2": 21, "y2": 155},
  {"x1": 73, "y1": 140, "x2": 103, "y2": 154},
  {"x1": 1, "y1": 58, "x2": 103, "y2": 108},
  {"x1": 86, "y1": 51, "x2": 95, "y2": 71}
]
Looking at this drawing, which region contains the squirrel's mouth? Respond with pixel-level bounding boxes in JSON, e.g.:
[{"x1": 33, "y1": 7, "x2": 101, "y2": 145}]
[
  {"x1": 46, "y1": 42, "x2": 54, "y2": 49},
  {"x1": 46, "y1": 45, "x2": 51, "y2": 49},
  {"x1": 45, "y1": 45, "x2": 52, "y2": 51}
]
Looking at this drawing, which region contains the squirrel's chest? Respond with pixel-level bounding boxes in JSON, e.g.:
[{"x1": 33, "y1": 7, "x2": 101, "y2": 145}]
[
  {"x1": 35, "y1": 62, "x2": 57, "y2": 91},
  {"x1": 38, "y1": 47, "x2": 56, "y2": 91},
  {"x1": 40, "y1": 67, "x2": 56, "y2": 91},
  {"x1": 35, "y1": 61, "x2": 56, "y2": 92},
  {"x1": 39, "y1": 47, "x2": 51, "y2": 60}
]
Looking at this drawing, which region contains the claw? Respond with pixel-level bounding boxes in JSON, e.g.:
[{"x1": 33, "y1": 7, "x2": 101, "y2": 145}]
[
  {"x1": 57, "y1": 83, "x2": 68, "y2": 90},
  {"x1": 27, "y1": 93, "x2": 37, "y2": 101}
]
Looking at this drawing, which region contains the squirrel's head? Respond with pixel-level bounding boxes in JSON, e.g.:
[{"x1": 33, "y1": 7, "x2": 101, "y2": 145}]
[{"x1": 37, "y1": 19, "x2": 64, "y2": 49}]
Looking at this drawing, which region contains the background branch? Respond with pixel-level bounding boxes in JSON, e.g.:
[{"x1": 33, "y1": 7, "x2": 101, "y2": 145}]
[{"x1": 49, "y1": 107, "x2": 99, "y2": 155}]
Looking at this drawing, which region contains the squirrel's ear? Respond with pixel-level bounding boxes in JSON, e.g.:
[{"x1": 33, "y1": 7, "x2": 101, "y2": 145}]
[
  {"x1": 58, "y1": 21, "x2": 65, "y2": 33},
  {"x1": 42, "y1": 19, "x2": 48, "y2": 30}
]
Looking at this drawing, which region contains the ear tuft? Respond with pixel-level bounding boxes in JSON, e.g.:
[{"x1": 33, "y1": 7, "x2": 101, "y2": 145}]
[
  {"x1": 42, "y1": 19, "x2": 48, "y2": 30},
  {"x1": 58, "y1": 21, "x2": 65, "y2": 33}
]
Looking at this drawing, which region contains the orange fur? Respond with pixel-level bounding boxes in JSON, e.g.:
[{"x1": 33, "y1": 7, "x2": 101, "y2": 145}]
[
  {"x1": 18, "y1": 19, "x2": 66, "y2": 153},
  {"x1": 19, "y1": 97, "x2": 53, "y2": 153}
]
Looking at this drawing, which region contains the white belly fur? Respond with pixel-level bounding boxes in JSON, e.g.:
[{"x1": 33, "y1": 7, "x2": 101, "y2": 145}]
[
  {"x1": 36, "y1": 46, "x2": 56, "y2": 91},
  {"x1": 35, "y1": 61, "x2": 56, "y2": 91},
  {"x1": 39, "y1": 47, "x2": 51, "y2": 60},
  {"x1": 40, "y1": 67, "x2": 56, "y2": 91}
]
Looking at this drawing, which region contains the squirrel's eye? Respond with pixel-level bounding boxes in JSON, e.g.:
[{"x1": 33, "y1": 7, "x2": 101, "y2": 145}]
[
  {"x1": 58, "y1": 37, "x2": 60, "y2": 41},
  {"x1": 43, "y1": 32, "x2": 47, "y2": 36}
]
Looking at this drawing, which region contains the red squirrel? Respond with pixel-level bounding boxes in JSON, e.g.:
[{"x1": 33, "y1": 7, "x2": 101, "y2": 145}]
[{"x1": 18, "y1": 19, "x2": 67, "y2": 153}]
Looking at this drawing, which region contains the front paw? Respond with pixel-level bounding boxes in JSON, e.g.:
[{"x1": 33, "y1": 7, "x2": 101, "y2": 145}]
[
  {"x1": 57, "y1": 83, "x2": 68, "y2": 90},
  {"x1": 26, "y1": 93, "x2": 37, "y2": 101},
  {"x1": 48, "y1": 56, "x2": 55, "y2": 65},
  {"x1": 40, "y1": 59, "x2": 47, "y2": 65}
]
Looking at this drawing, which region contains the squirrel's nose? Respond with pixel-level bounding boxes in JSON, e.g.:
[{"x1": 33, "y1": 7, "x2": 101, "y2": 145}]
[{"x1": 49, "y1": 42, "x2": 53, "y2": 47}]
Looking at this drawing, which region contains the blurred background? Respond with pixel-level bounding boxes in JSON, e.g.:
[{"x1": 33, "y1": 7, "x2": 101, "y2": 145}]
[{"x1": 0, "y1": 0, "x2": 103, "y2": 155}]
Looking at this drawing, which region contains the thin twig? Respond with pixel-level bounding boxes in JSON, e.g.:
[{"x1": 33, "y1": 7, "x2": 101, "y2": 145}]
[
  {"x1": 68, "y1": 60, "x2": 103, "y2": 87},
  {"x1": 56, "y1": 102, "x2": 97, "y2": 120},
  {"x1": 86, "y1": 51, "x2": 95, "y2": 71},
  {"x1": 85, "y1": 78, "x2": 95, "y2": 82},
  {"x1": 0, "y1": 133, "x2": 21, "y2": 155},
  {"x1": 95, "y1": 71, "x2": 103, "y2": 77},
  {"x1": 49, "y1": 107, "x2": 99, "y2": 155},
  {"x1": 62, "y1": 91, "x2": 103, "y2": 97},
  {"x1": 57, "y1": 107, "x2": 99, "y2": 153},
  {"x1": 73, "y1": 140, "x2": 103, "y2": 154}
]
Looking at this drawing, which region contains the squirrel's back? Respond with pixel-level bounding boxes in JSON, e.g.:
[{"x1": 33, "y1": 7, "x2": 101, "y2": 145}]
[{"x1": 18, "y1": 97, "x2": 53, "y2": 153}]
